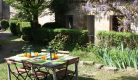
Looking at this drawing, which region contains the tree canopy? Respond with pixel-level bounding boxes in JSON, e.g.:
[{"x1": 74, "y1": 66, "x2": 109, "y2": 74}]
[{"x1": 4, "y1": 0, "x2": 51, "y2": 28}]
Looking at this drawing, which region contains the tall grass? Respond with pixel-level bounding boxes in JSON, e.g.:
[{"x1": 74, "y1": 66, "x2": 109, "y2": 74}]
[
  {"x1": 70, "y1": 43, "x2": 102, "y2": 63},
  {"x1": 96, "y1": 43, "x2": 138, "y2": 70}
]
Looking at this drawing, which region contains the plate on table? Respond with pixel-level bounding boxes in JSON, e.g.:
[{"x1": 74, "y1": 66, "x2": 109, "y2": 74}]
[
  {"x1": 31, "y1": 58, "x2": 44, "y2": 62},
  {"x1": 16, "y1": 54, "x2": 24, "y2": 57},
  {"x1": 39, "y1": 53, "x2": 47, "y2": 56},
  {"x1": 63, "y1": 56, "x2": 76, "y2": 60}
]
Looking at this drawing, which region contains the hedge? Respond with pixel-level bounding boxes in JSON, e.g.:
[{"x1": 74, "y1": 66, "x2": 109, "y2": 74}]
[
  {"x1": 34, "y1": 28, "x2": 88, "y2": 45},
  {"x1": 96, "y1": 31, "x2": 138, "y2": 49},
  {"x1": 20, "y1": 22, "x2": 31, "y2": 33},
  {"x1": 42, "y1": 22, "x2": 63, "y2": 29},
  {"x1": 22, "y1": 27, "x2": 33, "y2": 41},
  {"x1": 1, "y1": 19, "x2": 9, "y2": 30},
  {"x1": 22, "y1": 27, "x2": 89, "y2": 50},
  {"x1": 9, "y1": 20, "x2": 18, "y2": 35}
]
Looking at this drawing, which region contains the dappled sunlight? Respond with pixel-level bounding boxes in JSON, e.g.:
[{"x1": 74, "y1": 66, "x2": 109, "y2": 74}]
[{"x1": 10, "y1": 38, "x2": 23, "y2": 41}]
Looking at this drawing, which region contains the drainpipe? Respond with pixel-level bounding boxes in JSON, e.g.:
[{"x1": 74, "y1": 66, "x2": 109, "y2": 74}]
[
  {"x1": 1, "y1": 0, "x2": 3, "y2": 20},
  {"x1": 0, "y1": 0, "x2": 3, "y2": 20}
]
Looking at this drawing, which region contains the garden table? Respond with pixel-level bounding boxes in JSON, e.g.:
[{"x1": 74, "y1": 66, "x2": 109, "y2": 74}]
[{"x1": 4, "y1": 53, "x2": 79, "y2": 80}]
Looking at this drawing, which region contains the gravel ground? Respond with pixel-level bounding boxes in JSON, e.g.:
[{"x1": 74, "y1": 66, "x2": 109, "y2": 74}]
[
  {"x1": 0, "y1": 30, "x2": 12, "y2": 39},
  {"x1": 0, "y1": 30, "x2": 26, "y2": 62}
]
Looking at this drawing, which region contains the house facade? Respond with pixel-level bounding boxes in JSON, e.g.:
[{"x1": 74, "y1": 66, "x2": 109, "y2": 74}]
[
  {"x1": 0, "y1": 0, "x2": 10, "y2": 20},
  {"x1": 61, "y1": 0, "x2": 137, "y2": 43}
]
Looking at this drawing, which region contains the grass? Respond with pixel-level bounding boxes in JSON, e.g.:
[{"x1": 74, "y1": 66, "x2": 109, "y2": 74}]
[
  {"x1": 1, "y1": 31, "x2": 138, "y2": 80},
  {"x1": 1, "y1": 61, "x2": 138, "y2": 80}
]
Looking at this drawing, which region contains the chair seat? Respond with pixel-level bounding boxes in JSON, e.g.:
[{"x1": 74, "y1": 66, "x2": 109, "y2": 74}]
[
  {"x1": 13, "y1": 67, "x2": 30, "y2": 74},
  {"x1": 56, "y1": 69, "x2": 75, "y2": 77},
  {"x1": 57, "y1": 66, "x2": 66, "y2": 70},
  {"x1": 29, "y1": 71, "x2": 49, "y2": 78}
]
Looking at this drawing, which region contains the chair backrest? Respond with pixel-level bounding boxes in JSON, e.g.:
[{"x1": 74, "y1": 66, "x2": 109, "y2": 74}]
[
  {"x1": 5, "y1": 58, "x2": 16, "y2": 65},
  {"x1": 4, "y1": 58, "x2": 20, "y2": 73},
  {"x1": 63, "y1": 57, "x2": 79, "y2": 76},
  {"x1": 57, "y1": 50, "x2": 70, "y2": 54},
  {"x1": 22, "y1": 60, "x2": 41, "y2": 77},
  {"x1": 41, "y1": 49, "x2": 70, "y2": 54},
  {"x1": 22, "y1": 60, "x2": 34, "y2": 68}
]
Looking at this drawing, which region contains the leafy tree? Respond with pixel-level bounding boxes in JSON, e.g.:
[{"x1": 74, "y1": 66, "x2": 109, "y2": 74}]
[{"x1": 3, "y1": 0, "x2": 51, "y2": 28}]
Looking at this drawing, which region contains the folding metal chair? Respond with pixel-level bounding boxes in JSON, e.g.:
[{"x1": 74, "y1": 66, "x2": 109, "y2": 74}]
[
  {"x1": 5, "y1": 58, "x2": 31, "y2": 80},
  {"x1": 22, "y1": 60, "x2": 50, "y2": 80},
  {"x1": 56, "y1": 57, "x2": 79, "y2": 80}
]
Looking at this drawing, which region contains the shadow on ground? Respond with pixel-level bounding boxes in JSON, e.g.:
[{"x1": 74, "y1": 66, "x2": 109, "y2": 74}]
[
  {"x1": 46, "y1": 76, "x2": 96, "y2": 80},
  {"x1": 0, "y1": 32, "x2": 12, "y2": 39},
  {"x1": 111, "y1": 75, "x2": 138, "y2": 80},
  {"x1": 0, "y1": 32, "x2": 31, "y2": 63}
]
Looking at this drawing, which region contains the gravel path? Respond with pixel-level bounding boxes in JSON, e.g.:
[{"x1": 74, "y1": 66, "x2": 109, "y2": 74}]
[
  {"x1": 0, "y1": 30, "x2": 12, "y2": 39},
  {"x1": 0, "y1": 30, "x2": 27, "y2": 62}
]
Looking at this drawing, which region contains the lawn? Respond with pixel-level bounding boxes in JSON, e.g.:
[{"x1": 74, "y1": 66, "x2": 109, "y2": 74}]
[
  {"x1": 1, "y1": 59, "x2": 138, "y2": 80},
  {"x1": 1, "y1": 31, "x2": 138, "y2": 80}
]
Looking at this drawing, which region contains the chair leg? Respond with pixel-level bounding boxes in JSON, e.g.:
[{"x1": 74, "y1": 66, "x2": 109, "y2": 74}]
[
  {"x1": 44, "y1": 75, "x2": 47, "y2": 80},
  {"x1": 11, "y1": 72, "x2": 19, "y2": 80},
  {"x1": 20, "y1": 74, "x2": 25, "y2": 80}
]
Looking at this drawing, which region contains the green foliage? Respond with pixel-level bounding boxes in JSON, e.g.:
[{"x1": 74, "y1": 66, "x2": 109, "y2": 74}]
[
  {"x1": 96, "y1": 31, "x2": 138, "y2": 49},
  {"x1": 42, "y1": 22, "x2": 63, "y2": 29},
  {"x1": 3, "y1": 0, "x2": 51, "y2": 28},
  {"x1": 22, "y1": 27, "x2": 33, "y2": 41},
  {"x1": 49, "y1": 33, "x2": 69, "y2": 52},
  {"x1": 1, "y1": 19, "x2": 9, "y2": 30},
  {"x1": 10, "y1": 17, "x2": 18, "y2": 20},
  {"x1": 70, "y1": 44, "x2": 101, "y2": 62},
  {"x1": 96, "y1": 43, "x2": 138, "y2": 70},
  {"x1": 32, "y1": 28, "x2": 88, "y2": 49},
  {"x1": 20, "y1": 22, "x2": 31, "y2": 33},
  {"x1": 9, "y1": 20, "x2": 18, "y2": 35},
  {"x1": 48, "y1": 0, "x2": 69, "y2": 14},
  {"x1": 16, "y1": 21, "x2": 21, "y2": 35}
]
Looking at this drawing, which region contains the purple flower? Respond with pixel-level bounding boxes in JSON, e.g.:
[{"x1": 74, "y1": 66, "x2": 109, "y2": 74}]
[
  {"x1": 123, "y1": 20, "x2": 129, "y2": 25},
  {"x1": 87, "y1": 1, "x2": 90, "y2": 6},
  {"x1": 95, "y1": 5, "x2": 98, "y2": 8},
  {"x1": 135, "y1": 6, "x2": 138, "y2": 10},
  {"x1": 85, "y1": 7, "x2": 91, "y2": 12},
  {"x1": 103, "y1": 0, "x2": 107, "y2": 3},
  {"x1": 133, "y1": 1, "x2": 137, "y2": 7},
  {"x1": 116, "y1": 2, "x2": 120, "y2": 6},
  {"x1": 82, "y1": 6, "x2": 85, "y2": 11},
  {"x1": 86, "y1": 1, "x2": 92, "y2": 9},
  {"x1": 126, "y1": 12, "x2": 132, "y2": 19},
  {"x1": 124, "y1": 26, "x2": 127, "y2": 29},
  {"x1": 118, "y1": 27, "x2": 122, "y2": 32},
  {"x1": 97, "y1": 7, "x2": 102, "y2": 11},
  {"x1": 124, "y1": 9, "x2": 127, "y2": 13},
  {"x1": 104, "y1": 6, "x2": 110, "y2": 11},
  {"x1": 112, "y1": 3, "x2": 116, "y2": 7}
]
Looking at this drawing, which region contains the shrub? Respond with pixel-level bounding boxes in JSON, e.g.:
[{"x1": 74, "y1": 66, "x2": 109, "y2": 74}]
[
  {"x1": 49, "y1": 33, "x2": 69, "y2": 51},
  {"x1": 20, "y1": 22, "x2": 31, "y2": 33},
  {"x1": 10, "y1": 17, "x2": 18, "y2": 20},
  {"x1": 22, "y1": 27, "x2": 33, "y2": 41},
  {"x1": 9, "y1": 20, "x2": 18, "y2": 35},
  {"x1": 96, "y1": 31, "x2": 138, "y2": 49},
  {"x1": 42, "y1": 22, "x2": 62, "y2": 29},
  {"x1": 33, "y1": 28, "x2": 88, "y2": 50},
  {"x1": 1, "y1": 19, "x2": 9, "y2": 30},
  {"x1": 16, "y1": 21, "x2": 21, "y2": 35},
  {"x1": 37, "y1": 24, "x2": 41, "y2": 28}
]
